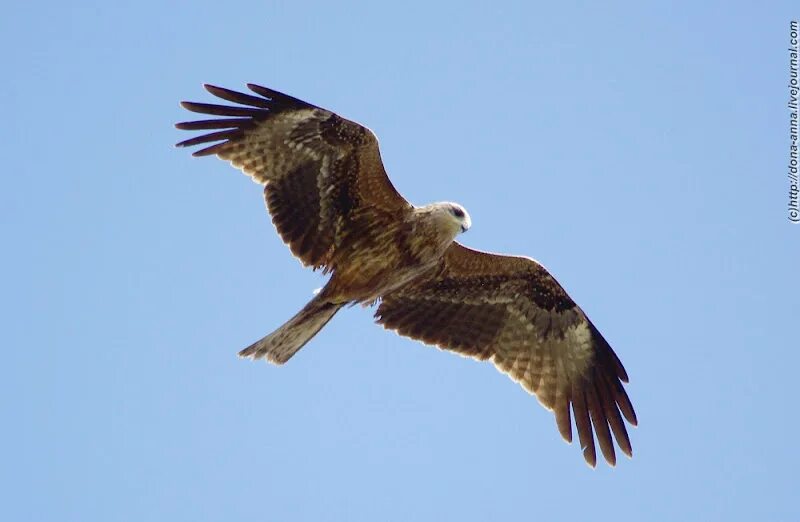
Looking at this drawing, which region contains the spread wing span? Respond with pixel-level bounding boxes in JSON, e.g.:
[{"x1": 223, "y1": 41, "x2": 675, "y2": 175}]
[
  {"x1": 375, "y1": 242, "x2": 638, "y2": 467},
  {"x1": 176, "y1": 84, "x2": 411, "y2": 271}
]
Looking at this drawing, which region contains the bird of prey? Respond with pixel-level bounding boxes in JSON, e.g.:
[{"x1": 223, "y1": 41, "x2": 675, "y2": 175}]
[{"x1": 176, "y1": 83, "x2": 637, "y2": 467}]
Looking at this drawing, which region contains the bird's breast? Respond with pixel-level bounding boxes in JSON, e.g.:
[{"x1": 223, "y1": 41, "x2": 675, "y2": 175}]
[{"x1": 323, "y1": 218, "x2": 451, "y2": 304}]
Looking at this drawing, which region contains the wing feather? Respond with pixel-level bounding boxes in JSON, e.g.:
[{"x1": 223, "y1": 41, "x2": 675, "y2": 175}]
[
  {"x1": 597, "y1": 371, "x2": 632, "y2": 457},
  {"x1": 375, "y1": 242, "x2": 636, "y2": 467},
  {"x1": 554, "y1": 392, "x2": 573, "y2": 443},
  {"x1": 180, "y1": 101, "x2": 263, "y2": 117},
  {"x1": 190, "y1": 141, "x2": 233, "y2": 158},
  {"x1": 175, "y1": 130, "x2": 244, "y2": 148},
  {"x1": 571, "y1": 381, "x2": 596, "y2": 467},
  {"x1": 175, "y1": 118, "x2": 255, "y2": 131},
  {"x1": 203, "y1": 84, "x2": 272, "y2": 108},
  {"x1": 176, "y1": 83, "x2": 411, "y2": 270},
  {"x1": 586, "y1": 377, "x2": 616, "y2": 466}
]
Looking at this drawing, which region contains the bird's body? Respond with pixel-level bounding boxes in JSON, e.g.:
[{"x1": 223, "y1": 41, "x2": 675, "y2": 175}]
[
  {"x1": 322, "y1": 203, "x2": 467, "y2": 305},
  {"x1": 176, "y1": 83, "x2": 637, "y2": 467}
]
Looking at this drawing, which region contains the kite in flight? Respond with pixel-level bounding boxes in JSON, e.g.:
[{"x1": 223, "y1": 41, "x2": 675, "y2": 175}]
[{"x1": 176, "y1": 84, "x2": 637, "y2": 467}]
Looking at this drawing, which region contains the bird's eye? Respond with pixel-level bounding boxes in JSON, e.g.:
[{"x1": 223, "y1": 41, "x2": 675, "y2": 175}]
[{"x1": 452, "y1": 207, "x2": 464, "y2": 218}]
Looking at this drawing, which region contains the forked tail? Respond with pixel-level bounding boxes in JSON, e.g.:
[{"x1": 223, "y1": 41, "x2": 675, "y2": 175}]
[{"x1": 238, "y1": 294, "x2": 343, "y2": 364}]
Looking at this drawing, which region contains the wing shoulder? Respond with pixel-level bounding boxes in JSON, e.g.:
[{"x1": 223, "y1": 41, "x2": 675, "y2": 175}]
[{"x1": 441, "y1": 242, "x2": 577, "y2": 313}]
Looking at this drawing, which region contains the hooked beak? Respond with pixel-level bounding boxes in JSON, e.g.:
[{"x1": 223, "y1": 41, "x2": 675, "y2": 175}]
[{"x1": 461, "y1": 214, "x2": 472, "y2": 233}]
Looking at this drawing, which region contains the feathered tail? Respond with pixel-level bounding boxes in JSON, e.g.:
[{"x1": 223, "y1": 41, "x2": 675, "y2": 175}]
[{"x1": 238, "y1": 294, "x2": 343, "y2": 364}]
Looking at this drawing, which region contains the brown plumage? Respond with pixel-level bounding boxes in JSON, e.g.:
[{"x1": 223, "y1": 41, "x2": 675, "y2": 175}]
[{"x1": 176, "y1": 83, "x2": 637, "y2": 467}]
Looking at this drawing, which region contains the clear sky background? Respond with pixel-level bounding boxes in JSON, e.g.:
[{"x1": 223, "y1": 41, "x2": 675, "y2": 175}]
[{"x1": 2, "y1": 2, "x2": 798, "y2": 521}]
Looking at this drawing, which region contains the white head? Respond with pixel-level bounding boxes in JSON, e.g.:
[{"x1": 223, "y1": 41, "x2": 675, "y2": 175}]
[{"x1": 427, "y1": 201, "x2": 472, "y2": 235}]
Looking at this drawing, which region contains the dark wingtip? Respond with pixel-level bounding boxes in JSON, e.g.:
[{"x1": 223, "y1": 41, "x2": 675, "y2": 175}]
[
  {"x1": 203, "y1": 84, "x2": 225, "y2": 98},
  {"x1": 616, "y1": 357, "x2": 630, "y2": 383},
  {"x1": 623, "y1": 446, "x2": 634, "y2": 459},
  {"x1": 583, "y1": 447, "x2": 597, "y2": 469},
  {"x1": 559, "y1": 424, "x2": 573, "y2": 444},
  {"x1": 246, "y1": 83, "x2": 319, "y2": 110},
  {"x1": 246, "y1": 82, "x2": 269, "y2": 93},
  {"x1": 555, "y1": 398, "x2": 573, "y2": 443},
  {"x1": 191, "y1": 143, "x2": 227, "y2": 157}
]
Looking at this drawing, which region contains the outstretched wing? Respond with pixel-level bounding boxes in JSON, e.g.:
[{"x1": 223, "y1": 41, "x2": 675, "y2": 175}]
[
  {"x1": 375, "y1": 242, "x2": 637, "y2": 467},
  {"x1": 176, "y1": 84, "x2": 411, "y2": 270}
]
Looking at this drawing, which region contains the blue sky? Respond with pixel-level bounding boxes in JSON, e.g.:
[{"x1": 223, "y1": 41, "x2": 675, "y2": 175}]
[{"x1": 2, "y1": 1, "x2": 798, "y2": 520}]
